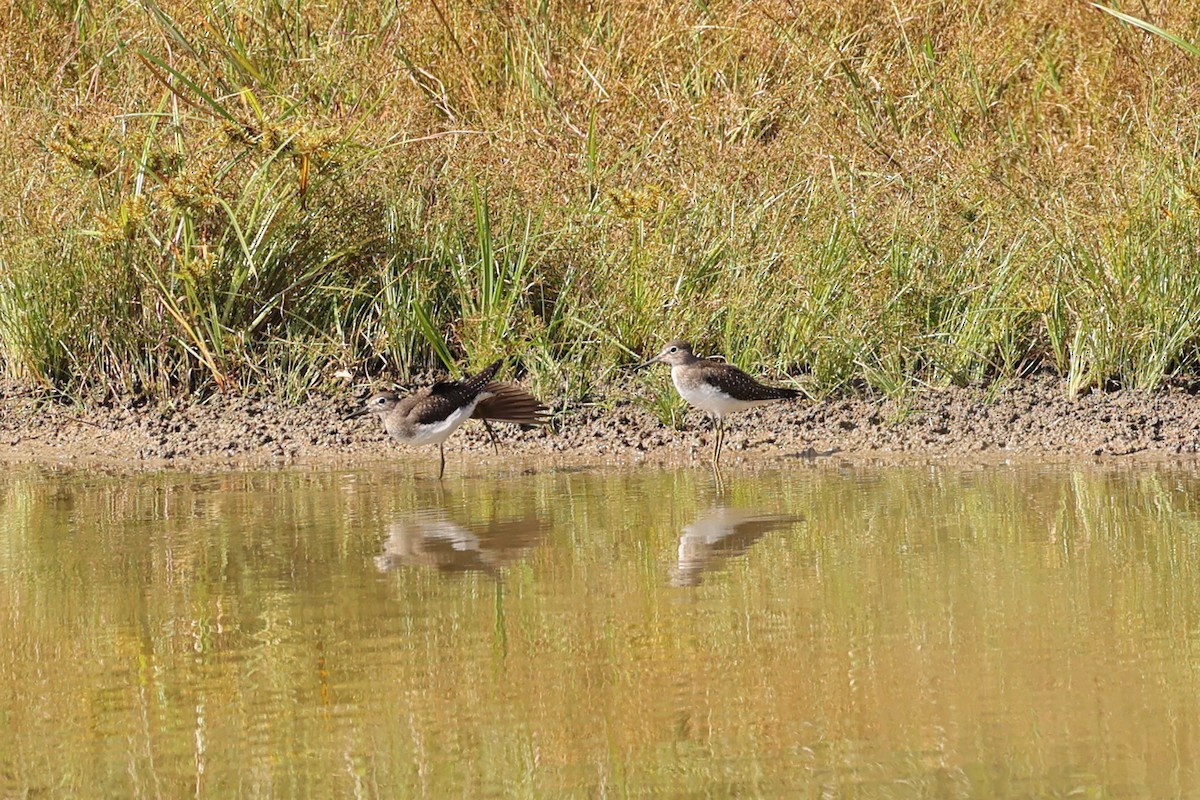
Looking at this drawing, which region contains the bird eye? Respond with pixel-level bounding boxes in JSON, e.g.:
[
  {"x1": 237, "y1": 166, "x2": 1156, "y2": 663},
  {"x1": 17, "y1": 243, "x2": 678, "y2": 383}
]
[
  {"x1": 668, "y1": 346, "x2": 677, "y2": 353},
  {"x1": 374, "y1": 397, "x2": 386, "y2": 405}
]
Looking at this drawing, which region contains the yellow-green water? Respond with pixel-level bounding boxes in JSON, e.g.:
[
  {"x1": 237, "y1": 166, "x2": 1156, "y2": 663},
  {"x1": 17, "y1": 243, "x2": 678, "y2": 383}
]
[{"x1": 2, "y1": 462, "x2": 1200, "y2": 797}]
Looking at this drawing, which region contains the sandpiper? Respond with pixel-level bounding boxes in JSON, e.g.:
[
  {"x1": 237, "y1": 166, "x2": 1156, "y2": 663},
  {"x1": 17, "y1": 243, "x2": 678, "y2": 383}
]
[
  {"x1": 640, "y1": 339, "x2": 799, "y2": 463},
  {"x1": 348, "y1": 360, "x2": 549, "y2": 478},
  {"x1": 671, "y1": 507, "x2": 803, "y2": 586},
  {"x1": 375, "y1": 511, "x2": 546, "y2": 576}
]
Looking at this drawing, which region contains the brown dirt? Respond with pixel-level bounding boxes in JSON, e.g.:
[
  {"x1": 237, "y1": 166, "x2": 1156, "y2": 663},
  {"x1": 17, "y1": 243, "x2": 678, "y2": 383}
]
[{"x1": 3, "y1": 369, "x2": 1200, "y2": 470}]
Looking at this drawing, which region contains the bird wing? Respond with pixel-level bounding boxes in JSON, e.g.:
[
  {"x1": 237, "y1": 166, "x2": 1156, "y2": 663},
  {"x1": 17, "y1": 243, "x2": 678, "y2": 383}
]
[
  {"x1": 707, "y1": 360, "x2": 800, "y2": 401},
  {"x1": 465, "y1": 360, "x2": 503, "y2": 391},
  {"x1": 472, "y1": 381, "x2": 550, "y2": 425},
  {"x1": 429, "y1": 359, "x2": 504, "y2": 398},
  {"x1": 393, "y1": 388, "x2": 450, "y2": 428},
  {"x1": 427, "y1": 359, "x2": 504, "y2": 406}
]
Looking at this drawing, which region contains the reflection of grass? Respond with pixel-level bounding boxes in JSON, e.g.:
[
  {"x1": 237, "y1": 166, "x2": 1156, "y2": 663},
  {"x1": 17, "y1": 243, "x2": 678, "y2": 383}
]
[
  {"x1": 4, "y1": 465, "x2": 1200, "y2": 794},
  {"x1": 6, "y1": 3, "x2": 1200, "y2": 402}
]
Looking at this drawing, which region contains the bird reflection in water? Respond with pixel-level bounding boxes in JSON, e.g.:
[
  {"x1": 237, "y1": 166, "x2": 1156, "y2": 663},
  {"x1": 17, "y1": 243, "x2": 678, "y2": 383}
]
[
  {"x1": 375, "y1": 511, "x2": 546, "y2": 576},
  {"x1": 671, "y1": 507, "x2": 802, "y2": 587}
]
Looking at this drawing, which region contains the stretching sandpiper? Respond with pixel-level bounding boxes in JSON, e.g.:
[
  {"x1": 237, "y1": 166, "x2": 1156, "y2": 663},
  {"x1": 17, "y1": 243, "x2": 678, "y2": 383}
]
[
  {"x1": 640, "y1": 339, "x2": 799, "y2": 463},
  {"x1": 349, "y1": 360, "x2": 549, "y2": 478}
]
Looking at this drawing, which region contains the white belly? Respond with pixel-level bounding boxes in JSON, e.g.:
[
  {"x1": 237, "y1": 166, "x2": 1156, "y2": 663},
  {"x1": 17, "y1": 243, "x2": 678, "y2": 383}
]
[
  {"x1": 672, "y1": 368, "x2": 771, "y2": 417},
  {"x1": 403, "y1": 399, "x2": 481, "y2": 445}
]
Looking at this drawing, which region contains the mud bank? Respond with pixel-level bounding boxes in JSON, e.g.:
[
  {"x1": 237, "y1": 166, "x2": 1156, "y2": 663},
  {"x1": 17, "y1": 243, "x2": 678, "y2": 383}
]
[{"x1": 3, "y1": 369, "x2": 1200, "y2": 470}]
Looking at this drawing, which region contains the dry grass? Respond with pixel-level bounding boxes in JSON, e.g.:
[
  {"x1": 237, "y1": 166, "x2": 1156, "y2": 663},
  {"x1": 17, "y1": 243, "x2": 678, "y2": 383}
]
[{"x1": 2, "y1": 1, "x2": 1200, "y2": 403}]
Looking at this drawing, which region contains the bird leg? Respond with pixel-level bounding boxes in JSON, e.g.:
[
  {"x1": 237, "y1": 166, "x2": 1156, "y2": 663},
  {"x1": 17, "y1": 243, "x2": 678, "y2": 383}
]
[
  {"x1": 482, "y1": 418, "x2": 501, "y2": 454},
  {"x1": 712, "y1": 416, "x2": 725, "y2": 464},
  {"x1": 438, "y1": 442, "x2": 446, "y2": 480},
  {"x1": 711, "y1": 459, "x2": 726, "y2": 493}
]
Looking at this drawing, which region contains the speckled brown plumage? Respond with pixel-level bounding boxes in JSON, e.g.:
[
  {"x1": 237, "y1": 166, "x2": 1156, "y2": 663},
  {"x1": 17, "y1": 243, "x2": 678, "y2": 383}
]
[
  {"x1": 641, "y1": 339, "x2": 799, "y2": 464},
  {"x1": 349, "y1": 359, "x2": 549, "y2": 477}
]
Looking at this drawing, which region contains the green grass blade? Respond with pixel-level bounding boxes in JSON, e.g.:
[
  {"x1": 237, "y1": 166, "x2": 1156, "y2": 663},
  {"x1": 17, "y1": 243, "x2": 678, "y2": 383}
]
[
  {"x1": 1093, "y1": 4, "x2": 1200, "y2": 57},
  {"x1": 135, "y1": 49, "x2": 241, "y2": 125}
]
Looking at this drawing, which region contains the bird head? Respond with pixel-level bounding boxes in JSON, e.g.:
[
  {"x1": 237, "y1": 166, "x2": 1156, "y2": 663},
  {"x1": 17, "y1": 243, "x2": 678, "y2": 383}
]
[
  {"x1": 347, "y1": 391, "x2": 401, "y2": 419},
  {"x1": 638, "y1": 339, "x2": 696, "y2": 368}
]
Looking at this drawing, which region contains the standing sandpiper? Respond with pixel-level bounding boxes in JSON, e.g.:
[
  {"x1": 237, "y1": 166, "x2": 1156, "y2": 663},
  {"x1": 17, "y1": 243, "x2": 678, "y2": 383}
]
[
  {"x1": 348, "y1": 360, "x2": 549, "y2": 478},
  {"x1": 640, "y1": 339, "x2": 799, "y2": 464}
]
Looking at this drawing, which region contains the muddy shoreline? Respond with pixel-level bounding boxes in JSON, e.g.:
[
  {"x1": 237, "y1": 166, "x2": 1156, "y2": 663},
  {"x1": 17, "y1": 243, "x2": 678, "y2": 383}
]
[{"x1": 3, "y1": 369, "x2": 1200, "y2": 471}]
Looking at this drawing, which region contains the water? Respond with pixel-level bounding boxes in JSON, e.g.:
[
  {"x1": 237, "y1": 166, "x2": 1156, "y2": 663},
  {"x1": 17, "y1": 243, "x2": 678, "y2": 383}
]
[{"x1": 2, "y1": 461, "x2": 1200, "y2": 797}]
